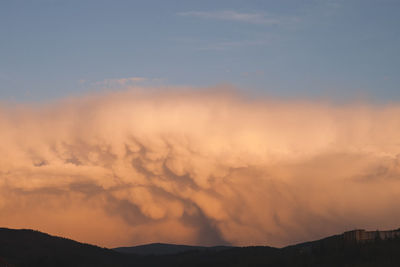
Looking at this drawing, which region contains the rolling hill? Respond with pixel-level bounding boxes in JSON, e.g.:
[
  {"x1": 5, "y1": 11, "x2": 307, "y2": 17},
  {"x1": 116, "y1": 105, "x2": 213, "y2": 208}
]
[{"x1": 2, "y1": 227, "x2": 400, "y2": 266}]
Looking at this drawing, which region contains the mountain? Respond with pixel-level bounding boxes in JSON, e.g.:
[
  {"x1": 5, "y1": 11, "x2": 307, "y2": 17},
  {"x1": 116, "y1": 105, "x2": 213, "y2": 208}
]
[
  {"x1": 114, "y1": 243, "x2": 232, "y2": 255},
  {"x1": 2, "y1": 227, "x2": 400, "y2": 266},
  {"x1": 0, "y1": 228, "x2": 133, "y2": 267}
]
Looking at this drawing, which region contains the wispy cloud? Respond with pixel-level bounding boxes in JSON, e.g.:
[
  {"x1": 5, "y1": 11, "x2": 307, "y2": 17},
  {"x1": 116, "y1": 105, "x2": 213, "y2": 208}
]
[
  {"x1": 95, "y1": 77, "x2": 147, "y2": 87},
  {"x1": 78, "y1": 77, "x2": 168, "y2": 92},
  {"x1": 198, "y1": 39, "x2": 271, "y2": 50},
  {"x1": 175, "y1": 34, "x2": 276, "y2": 51},
  {"x1": 178, "y1": 10, "x2": 293, "y2": 25}
]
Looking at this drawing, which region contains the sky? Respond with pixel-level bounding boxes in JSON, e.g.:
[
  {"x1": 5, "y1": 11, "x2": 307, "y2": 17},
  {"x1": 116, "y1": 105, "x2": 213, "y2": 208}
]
[
  {"x1": 1, "y1": 0, "x2": 400, "y2": 101},
  {"x1": 1, "y1": 0, "x2": 400, "y2": 249}
]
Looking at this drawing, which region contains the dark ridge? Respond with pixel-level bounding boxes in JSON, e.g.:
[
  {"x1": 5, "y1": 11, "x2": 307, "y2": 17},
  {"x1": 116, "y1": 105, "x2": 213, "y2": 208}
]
[
  {"x1": 2, "y1": 227, "x2": 400, "y2": 266},
  {"x1": 114, "y1": 242, "x2": 232, "y2": 255},
  {"x1": 0, "y1": 228, "x2": 133, "y2": 267}
]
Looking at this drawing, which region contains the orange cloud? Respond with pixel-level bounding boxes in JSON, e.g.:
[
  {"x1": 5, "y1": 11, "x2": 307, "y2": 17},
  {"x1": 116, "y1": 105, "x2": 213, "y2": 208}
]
[{"x1": 1, "y1": 88, "x2": 400, "y2": 248}]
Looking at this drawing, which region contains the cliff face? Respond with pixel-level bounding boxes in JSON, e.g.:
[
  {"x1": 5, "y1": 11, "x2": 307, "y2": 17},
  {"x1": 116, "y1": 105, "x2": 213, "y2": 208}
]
[{"x1": 343, "y1": 229, "x2": 400, "y2": 243}]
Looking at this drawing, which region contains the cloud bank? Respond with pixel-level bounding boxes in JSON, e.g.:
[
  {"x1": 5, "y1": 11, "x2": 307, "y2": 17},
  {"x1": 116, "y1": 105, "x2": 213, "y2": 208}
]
[{"x1": 1, "y1": 88, "x2": 400, "y2": 247}]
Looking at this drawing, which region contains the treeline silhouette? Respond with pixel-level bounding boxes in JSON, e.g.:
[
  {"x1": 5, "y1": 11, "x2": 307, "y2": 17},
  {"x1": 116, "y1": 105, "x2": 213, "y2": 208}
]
[{"x1": 1, "y1": 227, "x2": 400, "y2": 267}]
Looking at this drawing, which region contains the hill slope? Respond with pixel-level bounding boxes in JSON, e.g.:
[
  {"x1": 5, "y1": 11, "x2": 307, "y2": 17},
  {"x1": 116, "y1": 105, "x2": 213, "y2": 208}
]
[
  {"x1": 0, "y1": 228, "x2": 132, "y2": 267},
  {"x1": 114, "y1": 243, "x2": 231, "y2": 255},
  {"x1": 2, "y1": 227, "x2": 400, "y2": 266}
]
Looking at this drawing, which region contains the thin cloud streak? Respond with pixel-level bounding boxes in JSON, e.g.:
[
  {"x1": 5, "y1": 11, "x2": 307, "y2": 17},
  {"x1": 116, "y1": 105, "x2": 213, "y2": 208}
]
[
  {"x1": 197, "y1": 39, "x2": 271, "y2": 51},
  {"x1": 94, "y1": 77, "x2": 147, "y2": 87},
  {"x1": 178, "y1": 10, "x2": 290, "y2": 25}
]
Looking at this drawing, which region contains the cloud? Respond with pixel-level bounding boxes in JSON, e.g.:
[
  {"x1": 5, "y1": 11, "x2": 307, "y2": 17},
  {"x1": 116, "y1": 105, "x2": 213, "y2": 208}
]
[
  {"x1": 94, "y1": 77, "x2": 147, "y2": 88},
  {"x1": 1, "y1": 87, "x2": 400, "y2": 248},
  {"x1": 175, "y1": 34, "x2": 275, "y2": 51},
  {"x1": 197, "y1": 39, "x2": 271, "y2": 50},
  {"x1": 178, "y1": 10, "x2": 285, "y2": 25}
]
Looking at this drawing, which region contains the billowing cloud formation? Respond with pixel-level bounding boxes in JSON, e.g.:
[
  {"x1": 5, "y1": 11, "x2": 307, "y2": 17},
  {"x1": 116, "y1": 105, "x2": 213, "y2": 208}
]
[{"x1": 1, "y1": 88, "x2": 400, "y2": 248}]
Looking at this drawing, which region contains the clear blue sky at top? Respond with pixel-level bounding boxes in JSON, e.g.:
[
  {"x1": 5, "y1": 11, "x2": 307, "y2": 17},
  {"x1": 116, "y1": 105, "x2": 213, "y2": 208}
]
[{"x1": 1, "y1": 0, "x2": 399, "y2": 101}]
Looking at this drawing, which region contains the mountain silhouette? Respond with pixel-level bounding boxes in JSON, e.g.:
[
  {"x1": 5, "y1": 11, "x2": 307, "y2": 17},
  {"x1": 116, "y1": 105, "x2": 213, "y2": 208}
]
[
  {"x1": 114, "y1": 243, "x2": 231, "y2": 255},
  {"x1": 2, "y1": 227, "x2": 400, "y2": 266},
  {"x1": 0, "y1": 228, "x2": 132, "y2": 267}
]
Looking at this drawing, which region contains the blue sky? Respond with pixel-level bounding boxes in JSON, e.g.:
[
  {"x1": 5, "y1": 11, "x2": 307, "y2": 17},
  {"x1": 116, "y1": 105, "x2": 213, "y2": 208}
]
[{"x1": 1, "y1": 0, "x2": 399, "y2": 101}]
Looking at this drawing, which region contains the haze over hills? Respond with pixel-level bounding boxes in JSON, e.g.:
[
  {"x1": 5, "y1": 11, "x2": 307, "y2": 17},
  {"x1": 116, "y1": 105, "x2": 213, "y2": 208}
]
[{"x1": 2, "y1": 227, "x2": 400, "y2": 267}]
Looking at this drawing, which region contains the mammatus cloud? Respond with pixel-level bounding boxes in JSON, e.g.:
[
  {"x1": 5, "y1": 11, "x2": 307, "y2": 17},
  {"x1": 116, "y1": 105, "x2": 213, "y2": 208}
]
[{"x1": 1, "y1": 88, "x2": 400, "y2": 248}]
